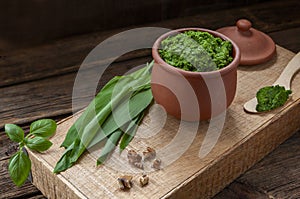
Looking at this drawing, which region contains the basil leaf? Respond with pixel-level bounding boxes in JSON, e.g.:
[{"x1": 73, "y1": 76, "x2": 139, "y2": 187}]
[
  {"x1": 25, "y1": 136, "x2": 53, "y2": 152},
  {"x1": 8, "y1": 151, "x2": 31, "y2": 187},
  {"x1": 29, "y1": 119, "x2": 57, "y2": 138},
  {"x1": 5, "y1": 124, "x2": 24, "y2": 143},
  {"x1": 97, "y1": 130, "x2": 123, "y2": 165}
]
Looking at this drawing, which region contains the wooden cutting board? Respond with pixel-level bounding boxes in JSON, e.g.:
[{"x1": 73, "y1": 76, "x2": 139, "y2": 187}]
[{"x1": 28, "y1": 46, "x2": 300, "y2": 199}]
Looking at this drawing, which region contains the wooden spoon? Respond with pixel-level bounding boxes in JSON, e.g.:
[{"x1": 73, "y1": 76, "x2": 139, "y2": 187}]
[{"x1": 244, "y1": 52, "x2": 300, "y2": 113}]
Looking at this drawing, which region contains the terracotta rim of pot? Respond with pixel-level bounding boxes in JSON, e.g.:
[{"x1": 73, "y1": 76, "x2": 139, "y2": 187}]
[{"x1": 152, "y1": 28, "x2": 241, "y2": 77}]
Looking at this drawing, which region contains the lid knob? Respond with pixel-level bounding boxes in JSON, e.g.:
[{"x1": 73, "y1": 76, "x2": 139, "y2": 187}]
[{"x1": 236, "y1": 19, "x2": 252, "y2": 32}]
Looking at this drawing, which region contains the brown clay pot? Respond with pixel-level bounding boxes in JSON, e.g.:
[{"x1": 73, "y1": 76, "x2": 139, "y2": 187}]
[{"x1": 151, "y1": 28, "x2": 241, "y2": 121}]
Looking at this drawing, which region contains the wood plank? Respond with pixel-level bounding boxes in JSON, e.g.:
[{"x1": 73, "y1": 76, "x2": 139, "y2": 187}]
[
  {"x1": 0, "y1": 43, "x2": 298, "y2": 199},
  {"x1": 269, "y1": 27, "x2": 300, "y2": 53},
  {"x1": 0, "y1": 116, "x2": 68, "y2": 199},
  {"x1": 0, "y1": 114, "x2": 70, "y2": 160},
  {"x1": 1, "y1": 0, "x2": 299, "y2": 87},
  {"x1": 27, "y1": 47, "x2": 300, "y2": 198},
  {"x1": 0, "y1": 27, "x2": 298, "y2": 130},
  {"x1": 0, "y1": 38, "x2": 151, "y2": 87},
  {"x1": 0, "y1": 71, "x2": 75, "y2": 128},
  {"x1": 0, "y1": 56, "x2": 152, "y2": 129},
  {"x1": 26, "y1": 195, "x2": 47, "y2": 199},
  {"x1": 0, "y1": 133, "x2": 19, "y2": 161},
  {"x1": 213, "y1": 181, "x2": 270, "y2": 199},
  {"x1": 0, "y1": 0, "x2": 294, "y2": 52},
  {"x1": 215, "y1": 130, "x2": 300, "y2": 198},
  {"x1": 0, "y1": 158, "x2": 43, "y2": 199},
  {"x1": 236, "y1": 130, "x2": 300, "y2": 198},
  {"x1": 5, "y1": 129, "x2": 298, "y2": 199},
  {"x1": 0, "y1": 1, "x2": 299, "y2": 198}
]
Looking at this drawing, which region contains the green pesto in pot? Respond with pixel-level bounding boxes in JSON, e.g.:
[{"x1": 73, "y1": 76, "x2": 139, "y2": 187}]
[{"x1": 159, "y1": 31, "x2": 233, "y2": 72}]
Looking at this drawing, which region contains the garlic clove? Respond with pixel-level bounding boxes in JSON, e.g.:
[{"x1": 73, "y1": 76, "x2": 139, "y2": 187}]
[
  {"x1": 152, "y1": 159, "x2": 161, "y2": 170},
  {"x1": 139, "y1": 174, "x2": 149, "y2": 187},
  {"x1": 117, "y1": 175, "x2": 133, "y2": 190}
]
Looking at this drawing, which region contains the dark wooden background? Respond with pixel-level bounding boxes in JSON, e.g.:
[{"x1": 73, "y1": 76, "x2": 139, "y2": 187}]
[
  {"x1": 0, "y1": 0, "x2": 300, "y2": 198},
  {"x1": 1, "y1": 0, "x2": 268, "y2": 52}
]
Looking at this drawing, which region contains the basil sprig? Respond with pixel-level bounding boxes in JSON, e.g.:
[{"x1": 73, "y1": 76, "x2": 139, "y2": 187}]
[
  {"x1": 54, "y1": 62, "x2": 154, "y2": 173},
  {"x1": 4, "y1": 119, "x2": 57, "y2": 187}
]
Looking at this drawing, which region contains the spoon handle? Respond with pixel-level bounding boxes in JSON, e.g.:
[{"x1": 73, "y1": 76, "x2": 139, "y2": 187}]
[{"x1": 273, "y1": 52, "x2": 300, "y2": 90}]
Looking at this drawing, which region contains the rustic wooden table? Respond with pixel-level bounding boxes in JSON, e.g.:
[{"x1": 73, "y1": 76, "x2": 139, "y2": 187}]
[{"x1": 1, "y1": 0, "x2": 299, "y2": 198}]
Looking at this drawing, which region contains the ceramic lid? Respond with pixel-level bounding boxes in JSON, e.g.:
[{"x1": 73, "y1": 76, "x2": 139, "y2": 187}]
[{"x1": 217, "y1": 19, "x2": 276, "y2": 65}]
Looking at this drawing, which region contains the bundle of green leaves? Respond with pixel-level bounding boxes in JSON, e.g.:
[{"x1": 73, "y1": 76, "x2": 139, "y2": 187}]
[
  {"x1": 5, "y1": 119, "x2": 57, "y2": 186},
  {"x1": 159, "y1": 31, "x2": 233, "y2": 72},
  {"x1": 256, "y1": 85, "x2": 292, "y2": 112},
  {"x1": 53, "y1": 61, "x2": 154, "y2": 173}
]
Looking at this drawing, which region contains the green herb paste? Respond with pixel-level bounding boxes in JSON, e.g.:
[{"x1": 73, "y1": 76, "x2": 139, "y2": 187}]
[
  {"x1": 159, "y1": 31, "x2": 233, "y2": 72},
  {"x1": 256, "y1": 85, "x2": 292, "y2": 112}
]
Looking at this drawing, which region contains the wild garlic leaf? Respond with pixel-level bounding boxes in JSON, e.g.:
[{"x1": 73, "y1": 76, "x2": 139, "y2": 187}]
[
  {"x1": 54, "y1": 137, "x2": 91, "y2": 173},
  {"x1": 54, "y1": 104, "x2": 113, "y2": 173},
  {"x1": 60, "y1": 76, "x2": 123, "y2": 148},
  {"x1": 71, "y1": 68, "x2": 150, "y2": 149},
  {"x1": 29, "y1": 119, "x2": 57, "y2": 138},
  {"x1": 128, "y1": 60, "x2": 153, "y2": 79},
  {"x1": 25, "y1": 136, "x2": 53, "y2": 152},
  {"x1": 5, "y1": 124, "x2": 24, "y2": 143},
  {"x1": 119, "y1": 112, "x2": 144, "y2": 151},
  {"x1": 88, "y1": 88, "x2": 153, "y2": 148},
  {"x1": 71, "y1": 77, "x2": 139, "y2": 164},
  {"x1": 53, "y1": 142, "x2": 75, "y2": 173},
  {"x1": 61, "y1": 62, "x2": 153, "y2": 149},
  {"x1": 8, "y1": 151, "x2": 31, "y2": 187},
  {"x1": 55, "y1": 62, "x2": 153, "y2": 173},
  {"x1": 97, "y1": 130, "x2": 123, "y2": 165}
]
